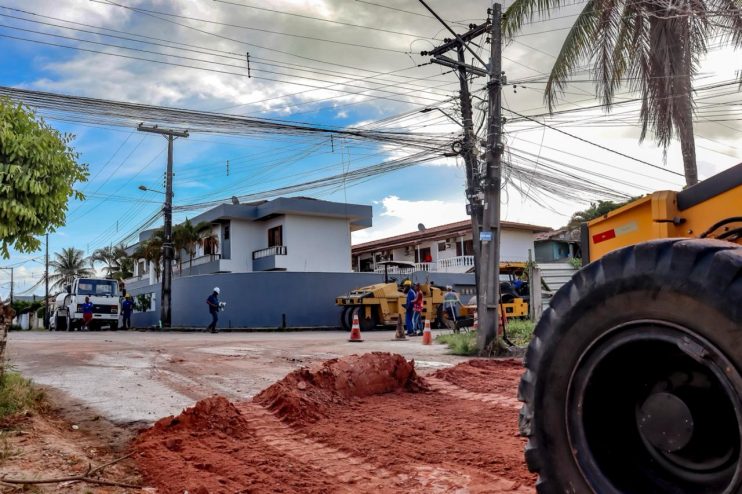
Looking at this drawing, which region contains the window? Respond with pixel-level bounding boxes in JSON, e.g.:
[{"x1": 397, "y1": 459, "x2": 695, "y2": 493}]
[
  {"x1": 223, "y1": 224, "x2": 230, "y2": 240},
  {"x1": 76, "y1": 279, "x2": 118, "y2": 296},
  {"x1": 438, "y1": 242, "x2": 447, "y2": 252},
  {"x1": 456, "y1": 240, "x2": 474, "y2": 256},
  {"x1": 268, "y1": 225, "x2": 283, "y2": 247},
  {"x1": 416, "y1": 247, "x2": 432, "y2": 263}
]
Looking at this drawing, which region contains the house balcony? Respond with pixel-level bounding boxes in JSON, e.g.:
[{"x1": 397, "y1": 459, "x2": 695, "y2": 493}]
[
  {"x1": 437, "y1": 255, "x2": 475, "y2": 273},
  {"x1": 372, "y1": 256, "x2": 474, "y2": 274},
  {"x1": 252, "y1": 246, "x2": 288, "y2": 271},
  {"x1": 175, "y1": 254, "x2": 222, "y2": 276}
]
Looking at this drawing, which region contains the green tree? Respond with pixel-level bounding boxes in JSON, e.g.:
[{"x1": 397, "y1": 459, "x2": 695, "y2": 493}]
[
  {"x1": 0, "y1": 98, "x2": 88, "y2": 257},
  {"x1": 173, "y1": 219, "x2": 214, "y2": 271},
  {"x1": 91, "y1": 244, "x2": 132, "y2": 280},
  {"x1": 132, "y1": 231, "x2": 163, "y2": 281},
  {"x1": 503, "y1": 0, "x2": 742, "y2": 187},
  {"x1": 48, "y1": 247, "x2": 93, "y2": 291}
]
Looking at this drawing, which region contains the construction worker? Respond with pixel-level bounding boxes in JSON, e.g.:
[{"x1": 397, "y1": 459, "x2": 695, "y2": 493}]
[
  {"x1": 206, "y1": 287, "x2": 221, "y2": 333},
  {"x1": 413, "y1": 283, "x2": 424, "y2": 336},
  {"x1": 121, "y1": 294, "x2": 134, "y2": 330},
  {"x1": 81, "y1": 296, "x2": 94, "y2": 331},
  {"x1": 404, "y1": 281, "x2": 416, "y2": 336},
  {"x1": 443, "y1": 285, "x2": 461, "y2": 332}
]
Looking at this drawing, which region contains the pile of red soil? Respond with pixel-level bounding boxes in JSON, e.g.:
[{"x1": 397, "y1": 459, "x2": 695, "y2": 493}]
[
  {"x1": 134, "y1": 396, "x2": 339, "y2": 493},
  {"x1": 133, "y1": 354, "x2": 535, "y2": 493},
  {"x1": 254, "y1": 351, "x2": 425, "y2": 424},
  {"x1": 430, "y1": 357, "x2": 524, "y2": 394}
]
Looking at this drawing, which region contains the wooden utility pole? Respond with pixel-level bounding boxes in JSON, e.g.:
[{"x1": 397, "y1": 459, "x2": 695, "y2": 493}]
[
  {"x1": 136, "y1": 124, "x2": 189, "y2": 329},
  {"x1": 419, "y1": 1, "x2": 505, "y2": 354}
]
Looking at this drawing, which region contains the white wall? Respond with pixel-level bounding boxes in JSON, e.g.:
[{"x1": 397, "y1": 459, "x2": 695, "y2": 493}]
[
  {"x1": 283, "y1": 215, "x2": 351, "y2": 272},
  {"x1": 500, "y1": 230, "x2": 536, "y2": 262},
  {"x1": 220, "y1": 219, "x2": 264, "y2": 273}
]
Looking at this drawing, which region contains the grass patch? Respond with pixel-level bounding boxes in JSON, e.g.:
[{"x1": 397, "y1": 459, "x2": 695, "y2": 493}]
[
  {"x1": 435, "y1": 332, "x2": 478, "y2": 356},
  {"x1": 0, "y1": 372, "x2": 45, "y2": 420},
  {"x1": 506, "y1": 319, "x2": 536, "y2": 347}
]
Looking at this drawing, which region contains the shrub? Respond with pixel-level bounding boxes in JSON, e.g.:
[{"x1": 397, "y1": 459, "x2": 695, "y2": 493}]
[
  {"x1": 435, "y1": 332, "x2": 478, "y2": 356},
  {"x1": 0, "y1": 372, "x2": 45, "y2": 419}
]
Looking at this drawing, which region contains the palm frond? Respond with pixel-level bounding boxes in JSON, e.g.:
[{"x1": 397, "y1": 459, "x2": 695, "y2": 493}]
[{"x1": 545, "y1": 0, "x2": 600, "y2": 111}]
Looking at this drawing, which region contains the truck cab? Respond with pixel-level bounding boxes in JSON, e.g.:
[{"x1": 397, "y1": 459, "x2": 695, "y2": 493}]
[{"x1": 52, "y1": 278, "x2": 120, "y2": 331}]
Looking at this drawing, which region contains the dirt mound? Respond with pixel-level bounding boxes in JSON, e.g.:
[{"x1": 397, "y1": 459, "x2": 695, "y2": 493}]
[
  {"x1": 134, "y1": 396, "x2": 338, "y2": 493},
  {"x1": 254, "y1": 352, "x2": 425, "y2": 424},
  {"x1": 430, "y1": 358, "x2": 524, "y2": 394}
]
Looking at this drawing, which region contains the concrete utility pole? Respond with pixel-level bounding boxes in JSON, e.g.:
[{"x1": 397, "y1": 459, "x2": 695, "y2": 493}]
[
  {"x1": 477, "y1": 3, "x2": 504, "y2": 354},
  {"x1": 419, "y1": 1, "x2": 505, "y2": 354},
  {"x1": 44, "y1": 233, "x2": 49, "y2": 329},
  {"x1": 136, "y1": 124, "x2": 189, "y2": 328}
]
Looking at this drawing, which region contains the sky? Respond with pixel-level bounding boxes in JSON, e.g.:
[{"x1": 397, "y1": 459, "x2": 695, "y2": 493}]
[{"x1": 1, "y1": 0, "x2": 741, "y2": 298}]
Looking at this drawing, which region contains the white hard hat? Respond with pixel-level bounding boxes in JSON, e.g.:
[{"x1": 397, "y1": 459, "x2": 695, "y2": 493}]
[{"x1": 213, "y1": 287, "x2": 221, "y2": 294}]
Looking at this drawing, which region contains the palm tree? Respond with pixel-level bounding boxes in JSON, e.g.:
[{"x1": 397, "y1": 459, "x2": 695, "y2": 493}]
[
  {"x1": 173, "y1": 219, "x2": 203, "y2": 271},
  {"x1": 132, "y1": 231, "x2": 164, "y2": 281},
  {"x1": 48, "y1": 247, "x2": 94, "y2": 291},
  {"x1": 503, "y1": 0, "x2": 742, "y2": 186},
  {"x1": 197, "y1": 222, "x2": 219, "y2": 260}
]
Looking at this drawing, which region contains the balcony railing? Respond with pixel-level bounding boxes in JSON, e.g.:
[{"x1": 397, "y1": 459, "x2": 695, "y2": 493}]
[
  {"x1": 372, "y1": 256, "x2": 475, "y2": 274},
  {"x1": 178, "y1": 253, "x2": 220, "y2": 271},
  {"x1": 252, "y1": 245, "x2": 287, "y2": 260},
  {"x1": 438, "y1": 255, "x2": 475, "y2": 272}
]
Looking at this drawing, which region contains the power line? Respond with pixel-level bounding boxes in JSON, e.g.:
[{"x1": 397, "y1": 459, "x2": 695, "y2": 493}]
[
  {"x1": 504, "y1": 107, "x2": 685, "y2": 177},
  {"x1": 210, "y1": 0, "x2": 438, "y2": 38}
]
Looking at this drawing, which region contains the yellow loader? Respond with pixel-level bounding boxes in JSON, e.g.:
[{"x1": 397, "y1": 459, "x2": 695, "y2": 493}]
[{"x1": 520, "y1": 162, "x2": 742, "y2": 493}]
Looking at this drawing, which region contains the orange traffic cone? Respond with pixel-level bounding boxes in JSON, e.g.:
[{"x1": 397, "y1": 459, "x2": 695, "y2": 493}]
[
  {"x1": 348, "y1": 313, "x2": 364, "y2": 342},
  {"x1": 421, "y1": 319, "x2": 432, "y2": 345}
]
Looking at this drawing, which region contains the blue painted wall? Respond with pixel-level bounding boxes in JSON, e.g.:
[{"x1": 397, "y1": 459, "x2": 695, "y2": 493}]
[{"x1": 127, "y1": 271, "x2": 475, "y2": 329}]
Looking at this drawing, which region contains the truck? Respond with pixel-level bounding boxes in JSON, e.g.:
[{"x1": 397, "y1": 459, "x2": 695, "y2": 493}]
[
  {"x1": 520, "y1": 162, "x2": 742, "y2": 493},
  {"x1": 51, "y1": 277, "x2": 120, "y2": 331}
]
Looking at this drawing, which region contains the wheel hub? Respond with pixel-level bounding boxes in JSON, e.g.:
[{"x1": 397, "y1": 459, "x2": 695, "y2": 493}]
[
  {"x1": 566, "y1": 320, "x2": 742, "y2": 493},
  {"x1": 637, "y1": 392, "x2": 694, "y2": 453}
]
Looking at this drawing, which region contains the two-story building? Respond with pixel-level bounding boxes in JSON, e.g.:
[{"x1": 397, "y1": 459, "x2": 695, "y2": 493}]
[
  {"x1": 127, "y1": 197, "x2": 372, "y2": 285},
  {"x1": 352, "y1": 219, "x2": 552, "y2": 274}
]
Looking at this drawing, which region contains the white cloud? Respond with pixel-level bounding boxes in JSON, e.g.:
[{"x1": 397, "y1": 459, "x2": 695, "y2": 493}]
[{"x1": 352, "y1": 195, "x2": 469, "y2": 243}]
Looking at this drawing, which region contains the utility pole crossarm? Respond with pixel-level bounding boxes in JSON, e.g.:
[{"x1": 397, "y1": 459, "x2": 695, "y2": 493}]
[
  {"x1": 430, "y1": 57, "x2": 489, "y2": 78},
  {"x1": 137, "y1": 123, "x2": 189, "y2": 138},
  {"x1": 418, "y1": 0, "x2": 490, "y2": 69},
  {"x1": 423, "y1": 22, "x2": 490, "y2": 57}
]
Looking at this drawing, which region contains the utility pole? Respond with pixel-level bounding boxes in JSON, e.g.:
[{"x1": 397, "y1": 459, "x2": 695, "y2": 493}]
[
  {"x1": 477, "y1": 2, "x2": 504, "y2": 354},
  {"x1": 419, "y1": 0, "x2": 505, "y2": 354},
  {"x1": 136, "y1": 124, "x2": 189, "y2": 329},
  {"x1": 44, "y1": 233, "x2": 49, "y2": 329}
]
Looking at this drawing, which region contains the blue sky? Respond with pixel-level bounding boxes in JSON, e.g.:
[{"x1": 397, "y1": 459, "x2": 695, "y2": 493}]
[{"x1": 1, "y1": 0, "x2": 741, "y2": 297}]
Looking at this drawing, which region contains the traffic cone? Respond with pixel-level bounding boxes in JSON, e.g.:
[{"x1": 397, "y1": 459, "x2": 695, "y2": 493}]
[
  {"x1": 394, "y1": 317, "x2": 406, "y2": 340},
  {"x1": 421, "y1": 319, "x2": 432, "y2": 345},
  {"x1": 348, "y1": 313, "x2": 363, "y2": 342}
]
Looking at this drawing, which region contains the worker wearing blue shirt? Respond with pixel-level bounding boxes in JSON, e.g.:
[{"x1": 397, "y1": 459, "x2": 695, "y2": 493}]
[{"x1": 206, "y1": 287, "x2": 220, "y2": 333}]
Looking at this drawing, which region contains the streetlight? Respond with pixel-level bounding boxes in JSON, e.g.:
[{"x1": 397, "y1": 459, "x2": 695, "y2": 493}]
[
  {"x1": 138, "y1": 185, "x2": 165, "y2": 194},
  {"x1": 419, "y1": 107, "x2": 462, "y2": 127}
]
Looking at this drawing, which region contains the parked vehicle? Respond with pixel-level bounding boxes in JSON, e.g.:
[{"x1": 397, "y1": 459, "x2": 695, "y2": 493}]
[
  {"x1": 51, "y1": 278, "x2": 120, "y2": 331},
  {"x1": 521, "y1": 163, "x2": 742, "y2": 493}
]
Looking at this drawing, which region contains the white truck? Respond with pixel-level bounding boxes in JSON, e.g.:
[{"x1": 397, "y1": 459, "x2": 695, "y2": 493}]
[{"x1": 51, "y1": 277, "x2": 120, "y2": 331}]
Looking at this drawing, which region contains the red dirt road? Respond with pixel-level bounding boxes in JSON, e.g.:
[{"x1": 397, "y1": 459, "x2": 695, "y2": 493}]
[{"x1": 134, "y1": 354, "x2": 534, "y2": 493}]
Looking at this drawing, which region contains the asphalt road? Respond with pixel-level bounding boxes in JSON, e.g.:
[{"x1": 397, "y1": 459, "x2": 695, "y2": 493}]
[{"x1": 7, "y1": 330, "x2": 470, "y2": 425}]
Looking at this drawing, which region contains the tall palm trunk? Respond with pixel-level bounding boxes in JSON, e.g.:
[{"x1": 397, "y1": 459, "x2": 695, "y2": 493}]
[{"x1": 677, "y1": 72, "x2": 698, "y2": 187}]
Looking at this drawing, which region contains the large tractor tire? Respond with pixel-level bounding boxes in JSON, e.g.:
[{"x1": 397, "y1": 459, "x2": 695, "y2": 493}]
[{"x1": 520, "y1": 239, "x2": 742, "y2": 494}]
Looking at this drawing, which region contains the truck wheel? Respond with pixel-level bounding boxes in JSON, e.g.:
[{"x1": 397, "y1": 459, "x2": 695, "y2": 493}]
[
  {"x1": 520, "y1": 239, "x2": 742, "y2": 494},
  {"x1": 340, "y1": 306, "x2": 352, "y2": 331},
  {"x1": 56, "y1": 316, "x2": 66, "y2": 332},
  {"x1": 110, "y1": 321, "x2": 118, "y2": 331},
  {"x1": 66, "y1": 314, "x2": 74, "y2": 332},
  {"x1": 352, "y1": 307, "x2": 377, "y2": 332}
]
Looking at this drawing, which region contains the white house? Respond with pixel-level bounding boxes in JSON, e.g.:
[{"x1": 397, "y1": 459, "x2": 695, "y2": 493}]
[
  {"x1": 352, "y1": 219, "x2": 551, "y2": 273},
  {"x1": 126, "y1": 197, "x2": 372, "y2": 284}
]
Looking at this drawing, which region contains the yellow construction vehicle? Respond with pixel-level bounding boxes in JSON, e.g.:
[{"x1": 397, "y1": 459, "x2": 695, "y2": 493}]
[
  {"x1": 336, "y1": 261, "x2": 445, "y2": 332},
  {"x1": 520, "y1": 163, "x2": 742, "y2": 493}
]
